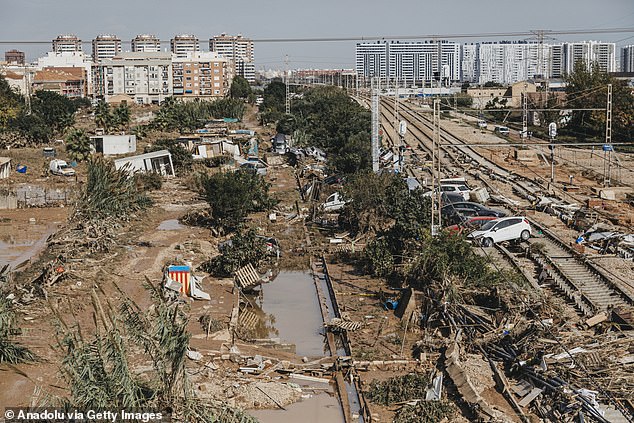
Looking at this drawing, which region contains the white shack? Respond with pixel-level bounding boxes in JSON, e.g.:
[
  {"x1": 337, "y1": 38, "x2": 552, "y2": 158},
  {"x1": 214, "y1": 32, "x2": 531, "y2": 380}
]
[
  {"x1": 114, "y1": 150, "x2": 175, "y2": 177},
  {"x1": 0, "y1": 157, "x2": 11, "y2": 179},
  {"x1": 90, "y1": 134, "x2": 137, "y2": 155}
]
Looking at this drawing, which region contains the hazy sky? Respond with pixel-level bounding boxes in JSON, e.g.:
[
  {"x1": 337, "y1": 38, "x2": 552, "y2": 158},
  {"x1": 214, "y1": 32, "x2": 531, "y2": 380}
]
[{"x1": 1, "y1": 0, "x2": 633, "y2": 69}]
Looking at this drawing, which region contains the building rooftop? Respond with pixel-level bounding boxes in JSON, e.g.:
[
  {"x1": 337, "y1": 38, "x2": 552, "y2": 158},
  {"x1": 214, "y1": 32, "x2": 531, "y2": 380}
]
[{"x1": 34, "y1": 67, "x2": 85, "y2": 82}]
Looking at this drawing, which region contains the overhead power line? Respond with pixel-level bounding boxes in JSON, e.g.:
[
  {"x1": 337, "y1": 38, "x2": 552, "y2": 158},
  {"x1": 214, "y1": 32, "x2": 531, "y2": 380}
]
[{"x1": 0, "y1": 27, "x2": 633, "y2": 45}]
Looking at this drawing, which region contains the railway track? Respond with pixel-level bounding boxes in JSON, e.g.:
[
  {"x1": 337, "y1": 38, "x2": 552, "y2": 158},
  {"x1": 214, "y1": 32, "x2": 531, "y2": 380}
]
[{"x1": 372, "y1": 95, "x2": 634, "y2": 325}]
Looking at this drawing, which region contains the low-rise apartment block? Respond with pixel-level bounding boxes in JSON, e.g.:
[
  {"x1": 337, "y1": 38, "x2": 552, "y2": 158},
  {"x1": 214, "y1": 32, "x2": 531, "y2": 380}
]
[
  {"x1": 33, "y1": 67, "x2": 87, "y2": 98},
  {"x1": 94, "y1": 52, "x2": 173, "y2": 104},
  {"x1": 172, "y1": 52, "x2": 230, "y2": 99}
]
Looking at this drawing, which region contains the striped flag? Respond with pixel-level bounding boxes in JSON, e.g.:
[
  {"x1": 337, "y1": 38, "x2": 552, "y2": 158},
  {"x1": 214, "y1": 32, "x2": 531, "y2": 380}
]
[{"x1": 168, "y1": 265, "x2": 191, "y2": 296}]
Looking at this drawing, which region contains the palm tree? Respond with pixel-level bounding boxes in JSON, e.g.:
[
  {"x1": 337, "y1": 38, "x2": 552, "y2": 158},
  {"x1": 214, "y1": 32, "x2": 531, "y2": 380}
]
[
  {"x1": 113, "y1": 104, "x2": 131, "y2": 132},
  {"x1": 65, "y1": 128, "x2": 92, "y2": 162},
  {"x1": 94, "y1": 100, "x2": 112, "y2": 133}
]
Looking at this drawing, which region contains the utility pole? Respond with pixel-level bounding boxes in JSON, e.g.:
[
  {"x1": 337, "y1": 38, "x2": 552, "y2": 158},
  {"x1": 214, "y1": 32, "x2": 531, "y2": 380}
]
[
  {"x1": 431, "y1": 99, "x2": 442, "y2": 235},
  {"x1": 604, "y1": 83, "x2": 613, "y2": 186},
  {"x1": 371, "y1": 77, "x2": 380, "y2": 173},
  {"x1": 521, "y1": 83, "x2": 528, "y2": 142},
  {"x1": 284, "y1": 55, "x2": 290, "y2": 115}
]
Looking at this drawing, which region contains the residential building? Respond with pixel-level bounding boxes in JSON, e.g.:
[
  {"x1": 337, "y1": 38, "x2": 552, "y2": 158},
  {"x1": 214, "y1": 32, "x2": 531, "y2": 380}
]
[
  {"x1": 1, "y1": 70, "x2": 29, "y2": 95},
  {"x1": 94, "y1": 52, "x2": 173, "y2": 104},
  {"x1": 564, "y1": 41, "x2": 616, "y2": 73},
  {"x1": 37, "y1": 51, "x2": 93, "y2": 94},
  {"x1": 549, "y1": 44, "x2": 565, "y2": 78},
  {"x1": 5, "y1": 50, "x2": 25, "y2": 65},
  {"x1": 92, "y1": 34, "x2": 122, "y2": 62},
  {"x1": 621, "y1": 45, "x2": 634, "y2": 73},
  {"x1": 209, "y1": 33, "x2": 255, "y2": 82},
  {"x1": 52, "y1": 34, "x2": 82, "y2": 53},
  {"x1": 355, "y1": 42, "x2": 388, "y2": 80},
  {"x1": 170, "y1": 34, "x2": 199, "y2": 58},
  {"x1": 461, "y1": 44, "x2": 479, "y2": 83},
  {"x1": 356, "y1": 41, "x2": 460, "y2": 85},
  {"x1": 477, "y1": 41, "x2": 549, "y2": 85},
  {"x1": 131, "y1": 34, "x2": 161, "y2": 53},
  {"x1": 172, "y1": 52, "x2": 229, "y2": 99},
  {"x1": 33, "y1": 67, "x2": 88, "y2": 98}
]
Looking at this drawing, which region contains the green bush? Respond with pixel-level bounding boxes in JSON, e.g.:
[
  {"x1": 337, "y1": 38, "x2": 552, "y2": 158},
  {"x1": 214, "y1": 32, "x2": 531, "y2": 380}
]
[{"x1": 200, "y1": 169, "x2": 275, "y2": 231}]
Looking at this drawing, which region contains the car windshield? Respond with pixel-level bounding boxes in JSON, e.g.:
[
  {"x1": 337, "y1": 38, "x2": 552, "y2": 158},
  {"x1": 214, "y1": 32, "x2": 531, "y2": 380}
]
[{"x1": 480, "y1": 221, "x2": 498, "y2": 231}]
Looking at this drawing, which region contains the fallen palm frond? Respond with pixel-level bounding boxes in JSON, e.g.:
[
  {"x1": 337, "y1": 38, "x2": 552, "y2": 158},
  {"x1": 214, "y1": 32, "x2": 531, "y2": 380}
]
[
  {"x1": 366, "y1": 372, "x2": 431, "y2": 406},
  {"x1": 48, "y1": 157, "x2": 152, "y2": 258},
  {"x1": 51, "y1": 279, "x2": 256, "y2": 422},
  {"x1": 394, "y1": 400, "x2": 455, "y2": 423},
  {"x1": 0, "y1": 296, "x2": 35, "y2": 364}
]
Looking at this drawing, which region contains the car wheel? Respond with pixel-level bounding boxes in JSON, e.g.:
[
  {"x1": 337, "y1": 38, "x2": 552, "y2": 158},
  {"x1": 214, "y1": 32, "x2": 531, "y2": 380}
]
[
  {"x1": 481, "y1": 237, "x2": 493, "y2": 247},
  {"x1": 520, "y1": 230, "x2": 530, "y2": 241}
]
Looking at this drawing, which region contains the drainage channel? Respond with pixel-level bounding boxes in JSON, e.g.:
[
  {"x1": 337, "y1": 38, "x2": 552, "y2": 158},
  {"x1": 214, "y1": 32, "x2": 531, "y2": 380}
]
[
  {"x1": 312, "y1": 256, "x2": 369, "y2": 423},
  {"x1": 246, "y1": 270, "x2": 345, "y2": 423}
]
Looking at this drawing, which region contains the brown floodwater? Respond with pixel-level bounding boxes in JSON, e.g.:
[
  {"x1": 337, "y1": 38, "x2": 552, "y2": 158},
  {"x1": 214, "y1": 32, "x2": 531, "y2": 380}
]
[
  {"x1": 249, "y1": 392, "x2": 344, "y2": 423},
  {"x1": 0, "y1": 208, "x2": 67, "y2": 269},
  {"x1": 251, "y1": 270, "x2": 327, "y2": 357}
]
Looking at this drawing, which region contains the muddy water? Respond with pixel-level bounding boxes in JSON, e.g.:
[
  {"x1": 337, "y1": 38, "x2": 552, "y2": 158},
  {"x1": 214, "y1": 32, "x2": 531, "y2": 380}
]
[
  {"x1": 253, "y1": 271, "x2": 326, "y2": 357},
  {"x1": 250, "y1": 392, "x2": 344, "y2": 423},
  {"x1": 0, "y1": 208, "x2": 67, "y2": 269}
]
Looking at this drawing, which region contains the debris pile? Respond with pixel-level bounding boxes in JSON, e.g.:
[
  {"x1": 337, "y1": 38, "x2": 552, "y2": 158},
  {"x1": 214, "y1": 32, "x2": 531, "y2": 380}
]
[{"x1": 414, "y1": 277, "x2": 634, "y2": 422}]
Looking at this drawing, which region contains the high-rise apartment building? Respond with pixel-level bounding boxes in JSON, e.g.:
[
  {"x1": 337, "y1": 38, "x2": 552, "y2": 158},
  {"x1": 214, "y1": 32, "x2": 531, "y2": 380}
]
[
  {"x1": 92, "y1": 34, "x2": 122, "y2": 62},
  {"x1": 52, "y1": 34, "x2": 82, "y2": 53},
  {"x1": 355, "y1": 42, "x2": 388, "y2": 80},
  {"x1": 477, "y1": 41, "x2": 549, "y2": 85},
  {"x1": 131, "y1": 34, "x2": 161, "y2": 53},
  {"x1": 5, "y1": 49, "x2": 25, "y2": 65},
  {"x1": 564, "y1": 41, "x2": 616, "y2": 73},
  {"x1": 622, "y1": 45, "x2": 634, "y2": 73},
  {"x1": 357, "y1": 41, "x2": 460, "y2": 85},
  {"x1": 209, "y1": 33, "x2": 255, "y2": 82},
  {"x1": 461, "y1": 44, "x2": 479, "y2": 83},
  {"x1": 170, "y1": 35, "x2": 199, "y2": 58},
  {"x1": 172, "y1": 52, "x2": 229, "y2": 98},
  {"x1": 549, "y1": 44, "x2": 565, "y2": 78},
  {"x1": 94, "y1": 52, "x2": 173, "y2": 104}
]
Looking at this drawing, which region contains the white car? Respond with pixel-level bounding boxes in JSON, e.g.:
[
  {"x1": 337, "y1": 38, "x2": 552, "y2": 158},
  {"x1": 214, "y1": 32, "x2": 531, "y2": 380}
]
[
  {"x1": 440, "y1": 184, "x2": 470, "y2": 201},
  {"x1": 467, "y1": 216, "x2": 531, "y2": 247}
]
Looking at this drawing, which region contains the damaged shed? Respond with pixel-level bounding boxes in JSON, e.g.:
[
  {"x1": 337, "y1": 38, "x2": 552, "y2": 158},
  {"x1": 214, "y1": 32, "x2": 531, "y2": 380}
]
[{"x1": 114, "y1": 150, "x2": 175, "y2": 176}]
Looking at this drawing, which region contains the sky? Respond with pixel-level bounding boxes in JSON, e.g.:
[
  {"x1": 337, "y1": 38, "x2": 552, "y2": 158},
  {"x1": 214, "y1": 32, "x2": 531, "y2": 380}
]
[{"x1": 1, "y1": 0, "x2": 633, "y2": 69}]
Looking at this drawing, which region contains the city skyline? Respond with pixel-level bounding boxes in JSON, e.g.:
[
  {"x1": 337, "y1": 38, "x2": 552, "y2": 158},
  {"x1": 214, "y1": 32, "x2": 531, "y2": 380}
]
[{"x1": 1, "y1": 0, "x2": 633, "y2": 69}]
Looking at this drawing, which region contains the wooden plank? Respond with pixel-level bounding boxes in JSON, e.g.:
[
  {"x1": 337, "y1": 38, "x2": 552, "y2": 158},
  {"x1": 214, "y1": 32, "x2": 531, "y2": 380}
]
[{"x1": 519, "y1": 387, "x2": 544, "y2": 407}]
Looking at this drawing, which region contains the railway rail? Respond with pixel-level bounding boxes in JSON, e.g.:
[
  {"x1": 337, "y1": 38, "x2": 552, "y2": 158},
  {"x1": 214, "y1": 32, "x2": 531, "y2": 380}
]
[{"x1": 371, "y1": 95, "x2": 634, "y2": 325}]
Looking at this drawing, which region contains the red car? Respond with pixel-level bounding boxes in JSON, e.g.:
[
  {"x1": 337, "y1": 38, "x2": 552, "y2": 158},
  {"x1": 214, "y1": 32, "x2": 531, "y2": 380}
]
[{"x1": 446, "y1": 216, "x2": 498, "y2": 234}]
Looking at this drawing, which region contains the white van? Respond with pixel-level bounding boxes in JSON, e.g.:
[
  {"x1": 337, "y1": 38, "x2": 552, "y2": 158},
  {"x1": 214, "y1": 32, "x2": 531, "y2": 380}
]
[{"x1": 494, "y1": 126, "x2": 510, "y2": 136}]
